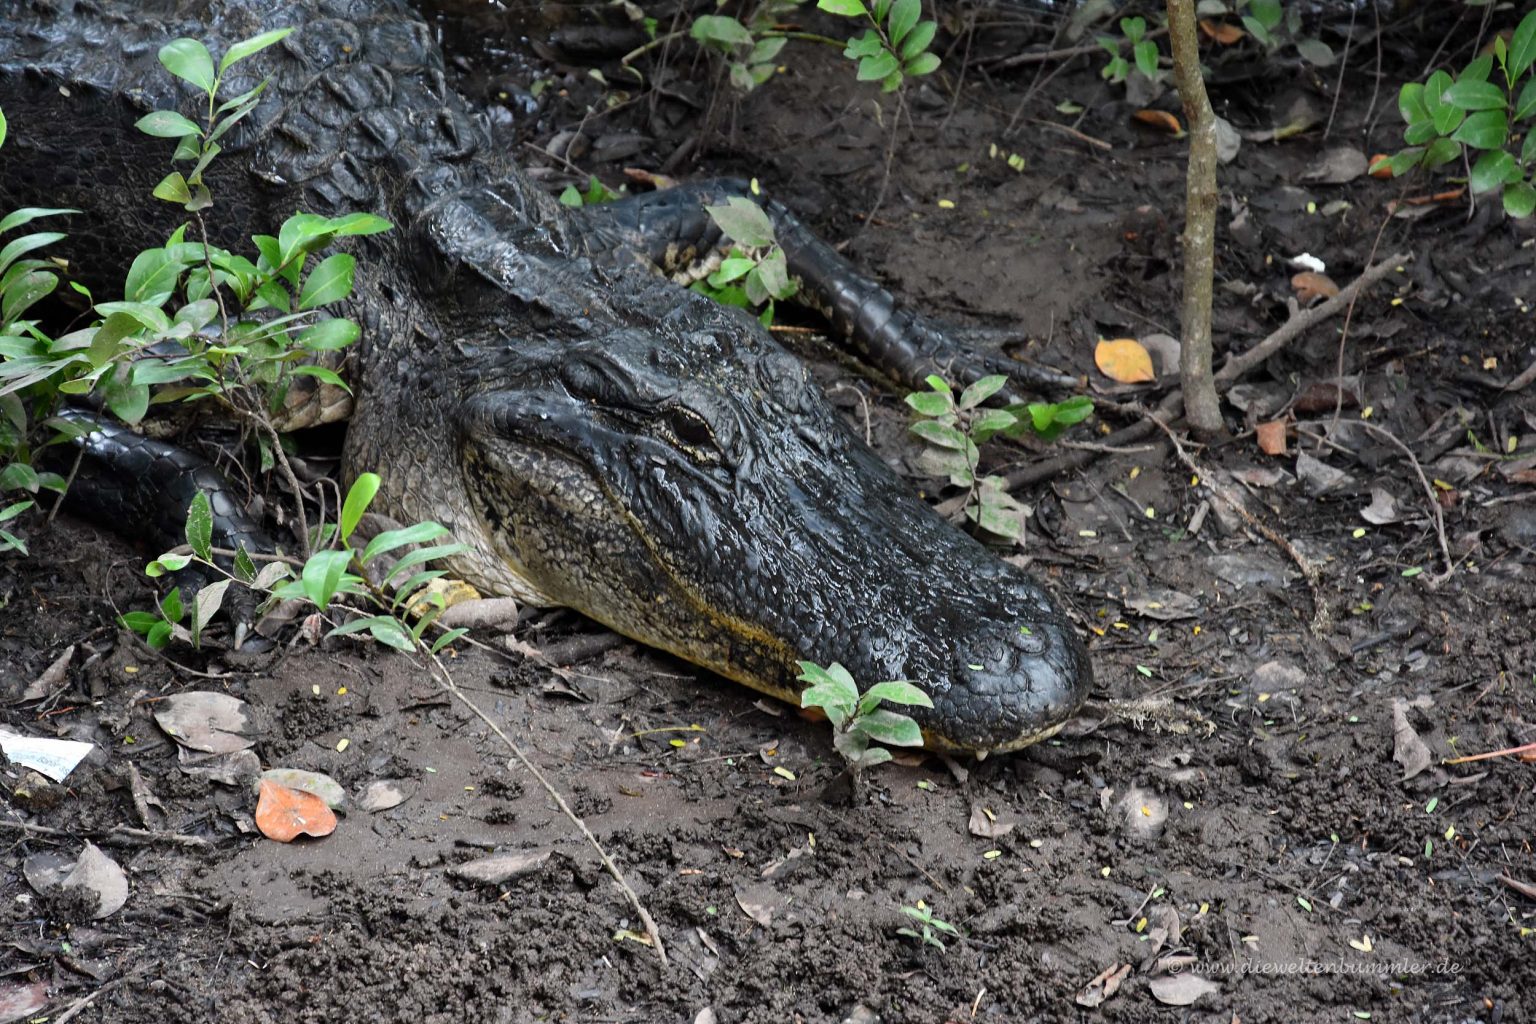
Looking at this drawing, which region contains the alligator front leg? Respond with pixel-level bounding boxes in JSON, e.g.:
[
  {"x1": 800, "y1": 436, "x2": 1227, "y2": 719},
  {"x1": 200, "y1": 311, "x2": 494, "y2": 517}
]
[{"x1": 568, "y1": 179, "x2": 1078, "y2": 393}]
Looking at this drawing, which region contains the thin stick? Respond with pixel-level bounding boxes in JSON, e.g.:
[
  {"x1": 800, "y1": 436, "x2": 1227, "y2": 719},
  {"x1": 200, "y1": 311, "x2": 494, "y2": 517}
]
[
  {"x1": 1348, "y1": 421, "x2": 1456, "y2": 585},
  {"x1": 1146, "y1": 411, "x2": 1330, "y2": 634},
  {"x1": 1214, "y1": 251, "x2": 1410, "y2": 384},
  {"x1": 0, "y1": 819, "x2": 213, "y2": 849}
]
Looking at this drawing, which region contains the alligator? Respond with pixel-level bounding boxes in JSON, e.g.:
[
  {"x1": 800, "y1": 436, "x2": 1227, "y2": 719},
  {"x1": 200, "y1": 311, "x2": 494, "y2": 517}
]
[{"x1": 0, "y1": 0, "x2": 1092, "y2": 753}]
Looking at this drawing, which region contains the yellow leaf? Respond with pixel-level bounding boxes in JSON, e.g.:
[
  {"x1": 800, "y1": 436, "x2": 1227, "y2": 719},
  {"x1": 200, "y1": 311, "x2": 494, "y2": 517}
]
[{"x1": 1094, "y1": 338, "x2": 1156, "y2": 383}]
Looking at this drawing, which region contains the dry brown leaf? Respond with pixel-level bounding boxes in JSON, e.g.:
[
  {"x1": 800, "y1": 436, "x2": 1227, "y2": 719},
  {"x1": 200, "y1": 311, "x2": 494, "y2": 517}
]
[
  {"x1": 1133, "y1": 109, "x2": 1183, "y2": 135},
  {"x1": 1256, "y1": 420, "x2": 1288, "y2": 456},
  {"x1": 1095, "y1": 339, "x2": 1156, "y2": 383},
  {"x1": 1149, "y1": 973, "x2": 1220, "y2": 1006},
  {"x1": 1291, "y1": 271, "x2": 1340, "y2": 303},
  {"x1": 255, "y1": 779, "x2": 338, "y2": 843},
  {"x1": 968, "y1": 805, "x2": 1016, "y2": 840},
  {"x1": 1198, "y1": 19, "x2": 1245, "y2": 44}
]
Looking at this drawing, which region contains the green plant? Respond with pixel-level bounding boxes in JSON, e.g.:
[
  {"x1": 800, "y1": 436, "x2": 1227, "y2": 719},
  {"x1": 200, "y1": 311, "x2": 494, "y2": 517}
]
[
  {"x1": 692, "y1": 195, "x2": 798, "y2": 325},
  {"x1": 121, "y1": 473, "x2": 469, "y2": 652},
  {"x1": 897, "y1": 900, "x2": 959, "y2": 951},
  {"x1": 1378, "y1": 9, "x2": 1536, "y2": 218},
  {"x1": 0, "y1": 28, "x2": 391, "y2": 554},
  {"x1": 796, "y1": 660, "x2": 932, "y2": 772},
  {"x1": 817, "y1": 0, "x2": 940, "y2": 93},
  {"x1": 905, "y1": 375, "x2": 1091, "y2": 543},
  {"x1": 558, "y1": 174, "x2": 625, "y2": 208},
  {"x1": 1098, "y1": 16, "x2": 1160, "y2": 84},
  {"x1": 690, "y1": 2, "x2": 801, "y2": 93}
]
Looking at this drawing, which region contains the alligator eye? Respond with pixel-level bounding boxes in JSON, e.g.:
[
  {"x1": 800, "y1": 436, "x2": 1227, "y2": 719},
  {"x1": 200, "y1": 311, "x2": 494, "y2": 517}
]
[{"x1": 665, "y1": 407, "x2": 715, "y2": 450}]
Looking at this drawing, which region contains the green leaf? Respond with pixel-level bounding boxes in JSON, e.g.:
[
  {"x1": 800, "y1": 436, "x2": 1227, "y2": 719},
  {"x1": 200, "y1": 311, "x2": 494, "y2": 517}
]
[
  {"x1": 1430, "y1": 103, "x2": 1465, "y2": 138},
  {"x1": 857, "y1": 50, "x2": 900, "y2": 83},
  {"x1": 0, "y1": 207, "x2": 78, "y2": 234},
  {"x1": 160, "y1": 586, "x2": 184, "y2": 623},
  {"x1": 709, "y1": 256, "x2": 755, "y2": 285},
  {"x1": 1505, "y1": 181, "x2": 1536, "y2": 218},
  {"x1": 887, "y1": 0, "x2": 920, "y2": 46},
  {"x1": 1515, "y1": 77, "x2": 1536, "y2": 123},
  {"x1": 1120, "y1": 16, "x2": 1146, "y2": 42},
  {"x1": 185, "y1": 491, "x2": 213, "y2": 561},
  {"x1": 1512, "y1": 9, "x2": 1536, "y2": 78},
  {"x1": 430, "y1": 628, "x2": 469, "y2": 654},
  {"x1": 752, "y1": 249, "x2": 793, "y2": 300},
  {"x1": 1451, "y1": 109, "x2": 1507, "y2": 150},
  {"x1": 797, "y1": 660, "x2": 859, "y2": 708},
  {"x1": 159, "y1": 39, "x2": 215, "y2": 93},
  {"x1": 101, "y1": 374, "x2": 149, "y2": 425},
  {"x1": 123, "y1": 248, "x2": 183, "y2": 305},
  {"x1": 1133, "y1": 39, "x2": 1159, "y2": 78},
  {"x1": 559, "y1": 185, "x2": 583, "y2": 207},
  {"x1": 691, "y1": 15, "x2": 753, "y2": 48},
  {"x1": 959, "y1": 374, "x2": 1008, "y2": 410},
  {"x1": 1470, "y1": 150, "x2": 1516, "y2": 194},
  {"x1": 219, "y1": 26, "x2": 295, "y2": 73},
  {"x1": 1403, "y1": 120, "x2": 1438, "y2": 146},
  {"x1": 135, "y1": 110, "x2": 203, "y2": 139},
  {"x1": 341, "y1": 472, "x2": 380, "y2": 542},
  {"x1": 1295, "y1": 38, "x2": 1334, "y2": 67},
  {"x1": 145, "y1": 552, "x2": 192, "y2": 577},
  {"x1": 969, "y1": 408, "x2": 1018, "y2": 444},
  {"x1": 300, "y1": 548, "x2": 355, "y2": 611},
  {"x1": 851, "y1": 708, "x2": 925, "y2": 747},
  {"x1": 2, "y1": 270, "x2": 56, "y2": 323},
  {"x1": 381, "y1": 543, "x2": 468, "y2": 587},
  {"x1": 900, "y1": 21, "x2": 937, "y2": 62},
  {"x1": 1459, "y1": 54, "x2": 1493, "y2": 84},
  {"x1": 360, "y1": 520, "x2": 450, "y2": 565},
  {"x1": 857, "y1": 680, "x2": 934, "y2": 714},
  {"x1": 234, "y1": 545, "x2": 257, "y2": 583},
  {"x1": 817, "y1": 0, "x2": 868, "y2": 15},
  {"x1": 298, "y1": 252, "x2": 355, "y2": 310},
  {"x1": 1397, "y1": 83, "x2": 1428, "y2": 125},
  {"x1": 1249, "y1": 0, "x2": 1281, "y2": 30},
  {"x1": 1441, "y1": 79, "x2": 1506, "y2": 112},
  {"x1": 844, "y1": 30, "x2": 884, "y2": 59},
  {"x1": 190, "y1": 578, "x2": 230, "y2": 644},
  {"x1": 1386, "y1": 148, "x2": 1423, "y2": 177},
  {"x1": 326, "y1": 212, "x2": 393, "y2": 237},
  {"x1": 704, "y1": 197, "x2": 775, "y2": 249},
  {"x1": 0, "y1": 231, "x2": 65, "y2": 277},
  {"x1": 297, "y1": 317, "x2": 360, "y2": 351},
  {"x1": 119, "y1": 611, "x2": 161, "y2": 635},
  {"x1": 910, "y1": 419, "x2": 969, "y2": 450},
  {"x1": 1423, "y1": 137, "x2": 1462, "y2": 168},
  {"x1": 904, "y1": 390, "x2": 953, "y2": 417},
  {"x1": 0, "y1": 108, "x2": 6, "y2": 149}
]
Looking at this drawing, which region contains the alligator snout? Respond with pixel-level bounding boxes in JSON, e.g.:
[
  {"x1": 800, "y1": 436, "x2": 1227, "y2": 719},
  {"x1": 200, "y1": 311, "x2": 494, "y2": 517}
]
[{"x1": 932, "y1": 614, "x2": 1089, "y2": 752}]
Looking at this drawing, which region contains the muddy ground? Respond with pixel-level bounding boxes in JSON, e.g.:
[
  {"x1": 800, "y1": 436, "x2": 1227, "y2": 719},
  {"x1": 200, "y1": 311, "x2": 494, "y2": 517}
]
[{"x1": 2, "y1": 2, "x2": 1534, "y2": 1022}]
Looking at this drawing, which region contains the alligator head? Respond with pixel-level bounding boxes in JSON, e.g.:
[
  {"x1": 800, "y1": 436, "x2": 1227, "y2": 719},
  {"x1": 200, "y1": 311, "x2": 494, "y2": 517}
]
[{"x1": 436, "y1": 296, "x2": 1092, "y2": 755}]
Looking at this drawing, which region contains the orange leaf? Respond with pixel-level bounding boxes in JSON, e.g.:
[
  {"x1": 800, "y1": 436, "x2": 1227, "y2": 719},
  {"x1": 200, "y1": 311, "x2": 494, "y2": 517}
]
[
  {"x1": 1255, "y1": 420, "x2": 1288, "y2": 456},
  {"x1": 255, "y1": 779, "x2": 337, "y2": 843},
  {"x1": 1133, "y1": 109, "x2": 1183, "y2": 135},
  {"x1": 1291, "y1": 272, "x2": 1339, "y2": 303},
  {"x1": 1368, "y1": 154, "x2": 1393, "y2": 179},
  {"x1": 1095, "y1": 339, "x2": 1156, "y2": 384},
  {"x1": 1198, "y1": 20, "x2": 1245, "y2": 44}
]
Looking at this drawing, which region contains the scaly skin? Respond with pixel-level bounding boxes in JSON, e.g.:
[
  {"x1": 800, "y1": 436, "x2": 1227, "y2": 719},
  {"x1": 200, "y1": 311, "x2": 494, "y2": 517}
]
[{"x1": 0, "y1": 0, "x2": 1092, "y2": 752}]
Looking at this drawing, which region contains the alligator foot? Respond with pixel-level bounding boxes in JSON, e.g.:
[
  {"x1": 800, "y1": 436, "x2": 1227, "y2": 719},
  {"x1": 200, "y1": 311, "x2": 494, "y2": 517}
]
[{"x1": 569, "y1": 179, "x2": 1079, "y2": 395}]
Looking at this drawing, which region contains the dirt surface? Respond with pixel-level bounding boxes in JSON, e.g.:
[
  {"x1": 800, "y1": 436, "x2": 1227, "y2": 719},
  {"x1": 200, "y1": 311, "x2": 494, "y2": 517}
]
[{"x1": 3, "y1": 3, "x2": 1535, "y2": 1022}]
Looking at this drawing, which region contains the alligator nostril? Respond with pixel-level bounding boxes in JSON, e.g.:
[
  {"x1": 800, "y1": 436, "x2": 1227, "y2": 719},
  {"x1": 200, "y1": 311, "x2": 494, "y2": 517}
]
[{"x1": 1012, "y1": 623, "x2": 1048, "y2": 655}]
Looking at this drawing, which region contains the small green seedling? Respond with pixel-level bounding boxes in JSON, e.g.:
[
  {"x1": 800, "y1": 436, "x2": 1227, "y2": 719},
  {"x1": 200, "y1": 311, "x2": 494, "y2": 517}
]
[
  {"x1": 905, "y1": 375, "x2": 1092, "y2": 543},
  {"x1": 797, "y1": 660, "x2": 932, "y2": 772},
  {"x1": 1380, "y1": 8, "x2": 1536, "y2": 217},
  {"x1": 1097, "y1": 17, "x2": 1160, "y2": 84},
  {"x1": 897, "y1": 900, "x2": 959, "y2": 951},
  {"x1": 818, "y1": 0, "x2": 941, "y2": 93},
  {"x1": 690, "y1": 8, "x2": 794, "y2": 93},
  {"x1": 558, "y1": 174, "x2": 624, "y2": 208},
  {"x1": 694, "y1": 196, "x2": 798, "y2": 326}
]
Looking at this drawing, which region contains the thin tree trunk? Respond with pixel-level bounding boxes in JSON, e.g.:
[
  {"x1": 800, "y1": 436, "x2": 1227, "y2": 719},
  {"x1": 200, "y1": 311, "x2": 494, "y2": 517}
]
[{"x1": 1165, "y1": 0, "x2": 1224, "y2": 438}]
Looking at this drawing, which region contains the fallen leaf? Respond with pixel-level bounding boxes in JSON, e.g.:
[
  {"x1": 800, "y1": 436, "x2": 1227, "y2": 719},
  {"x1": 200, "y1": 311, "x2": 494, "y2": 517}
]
[
  {"x1": 177, "y1": 746, "x2": 261, "y2": 786},
  {"x1": 260, "y1": 768, "x2": 346, "y2": 811},
  {"x1": 358, "y1": 779, "x2": 415, "y2": 812},
  {"x1": 1198, "y1": 19, "x2": 1244, "y2": 43},
  {"x1": 1133, "y1": 109, "x2": 1183, "y2": 134},
  {"x1": 255, "y1": 779, "x2": 338, "y2": 842},
  {"x1": 968, "y1": 805, "x2": 1016, "y2": 840},
  {"x1": 1075, "y1": 963, "x2": 1132, "y2": 1008},
  {"x1": 62, "y1": 842, "x2": 129, "y2": 919},
  {"x1": 0, "y1": 980, "x2": 48, "y2": 1024},
  {"x1": 22, "y1": 850, "x2": 74, "y2": 893},
  {"x1": 1138, "y1": 332, "x2": 1181, "y2": 378},
  {"x1": 735, "y1": 891, "x2": 773, "y2": 928},
  {"x1": 153, "y1": 691, "x2": 258, "y2": 754},
  {"x1": 1095, "y1": 338, "x2": 1156, "y2": 383},
  {"x1": 1391, "y1": 698, "x2": 1433, "y2": 781},
  {"x1": 1301, "y1": 148, "x2": 1368, "y2": 185},
  {"x1": 1149, "y1": 973, "x2": 1220, "y2": 1005},
  {"x1": 1360, "y1": 488, "x2": 1401, "y2": 525},
  {"x1": 1296, "y1": 451, "x2": 1353, "y2": 495},
  {"x1": 21, "y1": 645, "x2": 73, "y2": 701},
  {"x1": 1256, "y1": 419, "x2": 1288, "y2": 456},
  {"x1": 449, "y1": 850, "x2": 551, "y2": 884},
  {"x1": 1292, "y1": 271, "x2": 1340, "y2": 303},
  {"x1": 1125, "y1": 588, "x2": 1201, "y2": 620}
]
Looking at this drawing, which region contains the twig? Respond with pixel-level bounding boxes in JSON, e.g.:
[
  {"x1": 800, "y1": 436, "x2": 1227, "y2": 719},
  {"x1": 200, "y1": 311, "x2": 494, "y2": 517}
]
[
  {"x1": 53, "y1": 979, "x2": 126, "y2": 1024},
  {"x1": 420, "y1": 648, "x2": 669, "y2": 967},
  {"x1": 0, "y1": 819, "x2": 213, "y2": 849},
  {"x1": 984, "y1": 27, "x2": 1170, "y2": 71},
  {"x1": 1444, "y1": 741, "x2": 1536, "y2": 765},
  {"x1": 1214, "y1": 251, "x2": 1410, "y2": 384},
  {"x1": 1145, "y1": 411, "x2": 1330, "y2": 635},
  {"x1": 1348, "y1": 421, "x2": 1456, "y2": 585}
]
